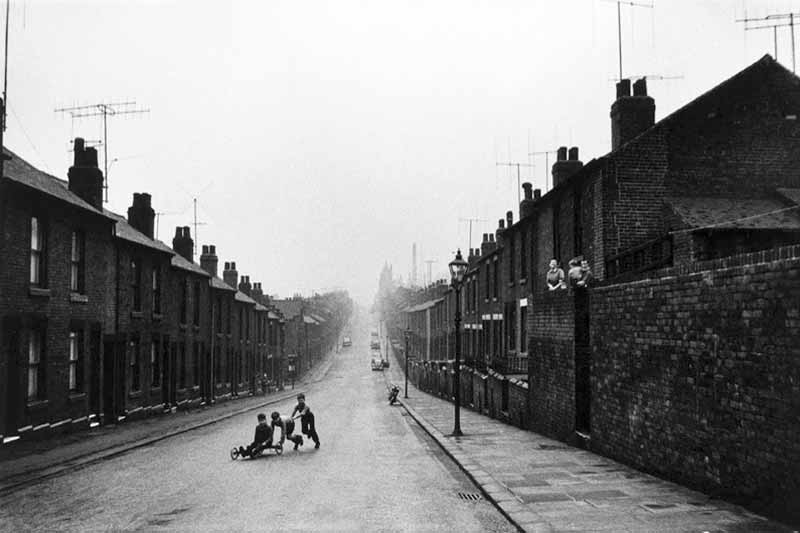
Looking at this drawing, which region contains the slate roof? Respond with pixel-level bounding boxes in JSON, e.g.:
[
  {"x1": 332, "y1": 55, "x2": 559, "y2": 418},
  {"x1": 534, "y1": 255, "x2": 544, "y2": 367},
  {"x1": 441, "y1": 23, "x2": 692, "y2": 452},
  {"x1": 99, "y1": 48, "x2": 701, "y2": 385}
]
[
  {"x1": 210, "y1": 276, "x2": 236, "y2": 292},
  {"x1": 404, "y1": 298, "x2": 444, "y2": 313},
  {"x1": 2, "y1": 147, "x2": 112, "y2": 219},
  {"x1": 665, "y1": 196, "x2": 800, "y2": 231},
  {"x1": 235, "y1": 290, "x2": 257, "y2": 305},
  {"x1": 273, "y1": 299, "x2": 304, "y2": 320},
  {"x1": 104, "y1": 210, "x2": 176, "y2": 255},
  {"x1": 267, "y1": 310, "x2": 281, "y2": 320},
  {"x1": 255, "y1": 303, "x2": 268, "y2": 312},
  {"x1": 303, "y1": 315, "x2": 320, "y2": 325},
  {"x1": 171, "y1": 253, "x2": 210, "y2": 277}
]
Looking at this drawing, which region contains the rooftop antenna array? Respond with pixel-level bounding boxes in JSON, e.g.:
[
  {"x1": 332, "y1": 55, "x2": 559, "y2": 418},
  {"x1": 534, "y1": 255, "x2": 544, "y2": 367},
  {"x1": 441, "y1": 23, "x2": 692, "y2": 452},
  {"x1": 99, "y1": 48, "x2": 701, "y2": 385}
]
[
  {"x1": 495, "y1": 161, "x2": 534, "y2": 205},
  {"x1": 601, "y1": 0, "x2": 654, "y2": 80},
  {"x1": 459, "y1": 216, "x2": 488, "y2": 251},
  {"x1": 736, "y1": 12, "x2": 800, "y2": 71},
  {"x1": 54, "y1": 101, "x2": 150, "y2": 202},
  {"x1": 191, "y1": 197, "x2": 208, "y2": 258},
  {"x1": 0, "y1": 1, "x2": 11, "y2": 181},
  {"x1": 529, "y1": 149, "x2": 558, "y2": 192}
]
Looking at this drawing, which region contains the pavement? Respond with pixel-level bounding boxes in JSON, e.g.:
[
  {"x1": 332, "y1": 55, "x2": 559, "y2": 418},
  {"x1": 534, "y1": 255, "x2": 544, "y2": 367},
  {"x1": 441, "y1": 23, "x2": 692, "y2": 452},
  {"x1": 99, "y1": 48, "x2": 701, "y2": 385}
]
[
  {"x1": 383, "y1": 347, "x2": 796, "y2": 533},
  {"x1": 0, "y1": 352, "x2": 335, "y2": 495},
  {"x1": 0, "y1": 313, "x2": 514, "y2": 532}
]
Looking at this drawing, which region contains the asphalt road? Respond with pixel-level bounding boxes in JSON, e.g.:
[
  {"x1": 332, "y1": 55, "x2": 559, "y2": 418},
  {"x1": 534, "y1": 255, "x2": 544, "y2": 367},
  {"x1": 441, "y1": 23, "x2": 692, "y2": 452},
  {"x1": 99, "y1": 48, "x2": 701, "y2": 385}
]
[{"x1": 0, "y1": 316, "x2": 514, "y2": 532}]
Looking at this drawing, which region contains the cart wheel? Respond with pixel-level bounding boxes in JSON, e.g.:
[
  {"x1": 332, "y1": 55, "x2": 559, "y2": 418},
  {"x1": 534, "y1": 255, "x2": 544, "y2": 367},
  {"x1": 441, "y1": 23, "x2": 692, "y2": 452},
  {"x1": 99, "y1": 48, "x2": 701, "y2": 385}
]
[
  {"x1": 251, "y1": 447, "x2": 263, "y2": 458},
  {"x1": 275, "y1": 444, "x2": 283, "y2": 455},
  {"x1": 230, "y1": 447, "x2": 240, "y2": 460}
]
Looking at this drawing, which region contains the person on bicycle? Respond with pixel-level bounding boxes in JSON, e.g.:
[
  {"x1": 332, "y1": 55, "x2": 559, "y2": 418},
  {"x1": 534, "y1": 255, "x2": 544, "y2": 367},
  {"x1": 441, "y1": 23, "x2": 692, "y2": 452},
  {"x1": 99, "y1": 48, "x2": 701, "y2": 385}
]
[{"x1": 270, "y1": 411, "x2": 304, "y2": 450}]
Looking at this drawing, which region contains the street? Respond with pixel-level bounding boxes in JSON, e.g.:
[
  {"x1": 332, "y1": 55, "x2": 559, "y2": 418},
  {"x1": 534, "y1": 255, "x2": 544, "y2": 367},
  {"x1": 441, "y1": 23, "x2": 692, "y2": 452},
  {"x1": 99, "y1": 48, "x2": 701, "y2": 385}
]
[{"x1": 0, "y1": 318, "x2": 514, "y2": 532}]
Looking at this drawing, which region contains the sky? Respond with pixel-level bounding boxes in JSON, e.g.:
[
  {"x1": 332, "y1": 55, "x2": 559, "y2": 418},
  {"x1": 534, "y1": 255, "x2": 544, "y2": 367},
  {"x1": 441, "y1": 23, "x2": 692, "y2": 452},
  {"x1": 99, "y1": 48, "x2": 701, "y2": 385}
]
[{"x1": 4, "y1": 0, "x2": 800, "y2": 304}]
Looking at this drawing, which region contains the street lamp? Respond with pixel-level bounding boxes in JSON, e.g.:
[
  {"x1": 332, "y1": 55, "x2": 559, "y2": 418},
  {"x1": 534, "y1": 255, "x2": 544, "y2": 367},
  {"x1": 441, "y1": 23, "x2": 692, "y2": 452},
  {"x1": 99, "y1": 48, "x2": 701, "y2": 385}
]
[
  {"x1": 404, "y1": 327, "x2": 410, "y2": 399},
  {"x1": 448, "y1": 248, "x2": 468, "y2": 437}
]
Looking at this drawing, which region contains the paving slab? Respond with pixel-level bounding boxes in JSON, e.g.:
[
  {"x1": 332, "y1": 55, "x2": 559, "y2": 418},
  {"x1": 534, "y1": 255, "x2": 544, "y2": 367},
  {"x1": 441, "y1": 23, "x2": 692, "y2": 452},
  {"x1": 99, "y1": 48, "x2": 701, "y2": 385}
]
[{"x1": 385, "y1": 348, "x2": 794, "y2": 533}]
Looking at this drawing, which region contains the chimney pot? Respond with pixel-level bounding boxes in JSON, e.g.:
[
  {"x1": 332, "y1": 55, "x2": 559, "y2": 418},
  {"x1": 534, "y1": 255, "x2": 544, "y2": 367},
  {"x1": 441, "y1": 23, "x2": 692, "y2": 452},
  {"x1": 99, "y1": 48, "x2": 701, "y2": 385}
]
[
  {"x1": 522, "y1": 182, "x2": 533, "y2": 200},
  {"x1": 210, "y1": 245, "x2": 216, "y2": 254},
  {"x1": 557, "y1": 146, "x2": 567, "y2": 161},
  {"x1": 534, "y1": 188, "x2": 541, "y2": 199},
  {"x1": 633, "y1": 78, "x2": 647, "y2": 96},
  {"x1": 489, "y1": 234, "x2": 495, "y2": 242},
  {"x1": 568, "y1": 147, "x2": 579, "y2": 161},
  {"x1": 498, "y1": 219, "x2": 505, "y2": 229},
  {"x1": 506, "y1": 210, "x2": 513, "y2": 226},
  {"x1": 482, "y1": 233, "x2": 489, "y2": 243},
  {"x1": 202, "y1": 245, "x2": 209, "y2": 254},
  {"x1": 231, "y1": 262, "x2": 236, "y2": 270},
  {"x1": 616, "y1": 79, "x2": 631, "y2": 98},
  {"x1": 174, "y1": 227, "x2": 182, "y2": 239}
]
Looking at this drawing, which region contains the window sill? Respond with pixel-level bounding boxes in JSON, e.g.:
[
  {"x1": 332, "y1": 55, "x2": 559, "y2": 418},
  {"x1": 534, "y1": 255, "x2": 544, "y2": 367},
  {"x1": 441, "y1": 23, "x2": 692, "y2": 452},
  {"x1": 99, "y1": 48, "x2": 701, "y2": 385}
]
[
  {"x1": 508, "y1": 281, "x2": 515, "y2": 287},
  {"x1": 70, "y1": 293, "x2": 88, "y2": 304},
  {"x1": 131, "y1": 311, "x2": 143, "y2": 319},
  {"x1": 129, "y1": 390, "x2": 142, "y2": 398},
  {"x1": 68, "y1": 392, "x2": 86, "y2": 402},
  {"x1": 150, "y1": 386, "x2": 161, "y2": 392},
  {"x1": 29, "y1": 287, "x2": 51, "y2": 298},
  {"x1": 519, "y1": 278, "x2": 527, "y2": 285},
  {"x1": 191, "y1": 385, "x2": 200, "y2": 392},
  {"x1": 153, "y1": 313, "x2": 164, "y2": 321},
  {"x1": 192, "y1": 325, "x2": 200, "y2": 332},
  {"x1": 179, "y1": 323, "x2": 187, "y2": 331},
  {"x1": 26, "y1": 399, "x2": 49, "y2": 410}
]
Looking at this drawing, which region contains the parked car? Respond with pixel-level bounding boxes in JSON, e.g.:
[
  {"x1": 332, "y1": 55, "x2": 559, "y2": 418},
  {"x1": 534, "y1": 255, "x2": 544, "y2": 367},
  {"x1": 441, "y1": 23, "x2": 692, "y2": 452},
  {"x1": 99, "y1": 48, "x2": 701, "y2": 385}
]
[
  {"x1": 342, "y1": 336, "x2": 352, "y2": 347},
  {"x1": 382, "y1": 358, "x2": 390, "y2": 368},
  {"x1": 371, "y1": 358, "x2": 384, "y2": 371}
]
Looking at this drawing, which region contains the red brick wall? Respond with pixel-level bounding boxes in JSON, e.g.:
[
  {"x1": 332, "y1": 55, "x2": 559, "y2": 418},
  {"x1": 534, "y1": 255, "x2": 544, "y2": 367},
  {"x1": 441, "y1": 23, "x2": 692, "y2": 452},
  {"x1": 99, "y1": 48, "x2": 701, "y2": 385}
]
[{"x1": 590, "y1": 245, "x2": 800, "y2": 523}]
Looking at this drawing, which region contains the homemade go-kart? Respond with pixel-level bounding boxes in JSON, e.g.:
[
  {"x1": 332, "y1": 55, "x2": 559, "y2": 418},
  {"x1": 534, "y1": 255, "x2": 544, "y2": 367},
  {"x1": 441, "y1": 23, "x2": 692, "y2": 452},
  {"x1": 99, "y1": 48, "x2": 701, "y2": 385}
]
[{"x1": 230, "y1": 427, "x2": 284, "y2": 460}]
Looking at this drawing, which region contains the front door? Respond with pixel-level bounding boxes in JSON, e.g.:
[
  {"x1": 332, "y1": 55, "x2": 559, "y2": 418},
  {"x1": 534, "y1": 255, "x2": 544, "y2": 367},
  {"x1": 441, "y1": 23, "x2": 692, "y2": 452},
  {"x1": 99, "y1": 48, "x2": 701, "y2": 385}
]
[
  {"x1": 3, "y1": 317, "x2": 21, "y2": 438},
  {"x1": 102, "y1": 336, "x2": 126, "y2": 424},
  {"x1": 88, "y1": 325, "x2": 101, "y2": 421}
]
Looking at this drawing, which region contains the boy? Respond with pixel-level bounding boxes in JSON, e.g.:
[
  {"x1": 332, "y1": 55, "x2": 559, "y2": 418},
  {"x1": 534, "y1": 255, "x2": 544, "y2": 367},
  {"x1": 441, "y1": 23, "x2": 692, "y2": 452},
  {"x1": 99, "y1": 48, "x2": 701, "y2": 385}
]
[
  {"x1": 238, "y1": 413, "x2": 273, "y2": 458},
  {"x1": 291, "y1": 393, "x2": 320, "y2": 448},
  {"x1": 270, "y1": 411, "x2": 304, "y2": 450}
]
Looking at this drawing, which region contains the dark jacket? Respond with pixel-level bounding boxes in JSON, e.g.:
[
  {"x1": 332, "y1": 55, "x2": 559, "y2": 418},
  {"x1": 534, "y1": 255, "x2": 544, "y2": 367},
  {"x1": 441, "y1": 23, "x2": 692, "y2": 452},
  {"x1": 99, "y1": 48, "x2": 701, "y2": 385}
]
[{"x1": 253, "y1": 423, "x2": 272, "y2": 445}]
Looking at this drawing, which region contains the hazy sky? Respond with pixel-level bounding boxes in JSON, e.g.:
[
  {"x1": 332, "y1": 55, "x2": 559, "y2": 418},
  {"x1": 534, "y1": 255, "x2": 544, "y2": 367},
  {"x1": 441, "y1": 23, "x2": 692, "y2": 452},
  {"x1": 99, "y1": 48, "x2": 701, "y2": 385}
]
[{"x1": 5, "y1": 0, "x2": 799, "y2": 303}]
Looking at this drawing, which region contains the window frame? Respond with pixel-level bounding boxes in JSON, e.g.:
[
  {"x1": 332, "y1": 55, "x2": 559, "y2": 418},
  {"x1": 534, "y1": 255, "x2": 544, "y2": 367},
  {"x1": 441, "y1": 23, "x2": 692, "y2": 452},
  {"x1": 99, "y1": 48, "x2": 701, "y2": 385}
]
[
  {"x1": 131, "y1": 258, "x2": 142, "y2": 312},
  {"x1": 150, "y1": 338, "x2": 161, "y2": 388},
  {"x1": 152, "y1": 266, "x2": 161, "y2": 315},
  {"x1": 129, "y1": 336, "x2": 141, "y2": 392},
  {"x1": 70, "y1": 230, "x2": 85, "y2": 294},
  {"x1": 68, "y1": 329, "x2": 84, "y2": 393},
  {"x1": 30, "y1": 216, "x2": 47, "y2": 287},
  {"x1": 27, "y1": 328, "x2": 46, "y2": 401}
]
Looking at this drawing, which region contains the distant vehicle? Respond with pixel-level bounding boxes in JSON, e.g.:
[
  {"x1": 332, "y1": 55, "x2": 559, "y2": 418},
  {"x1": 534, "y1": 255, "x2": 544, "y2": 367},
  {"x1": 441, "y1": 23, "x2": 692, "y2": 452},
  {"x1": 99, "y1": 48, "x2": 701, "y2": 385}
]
[
  {"x1": 371, "y1": 358, "x2": 383, "y2": 371},
  {"x1": 370, "y1": 340, "x2": 380, "y2": 350},
  {"x1": 382, "y1": 359, "x2": 390, "y2": 368},
  {"x1": 342, "y1": 336, "x2": 352, "y2": 347}
]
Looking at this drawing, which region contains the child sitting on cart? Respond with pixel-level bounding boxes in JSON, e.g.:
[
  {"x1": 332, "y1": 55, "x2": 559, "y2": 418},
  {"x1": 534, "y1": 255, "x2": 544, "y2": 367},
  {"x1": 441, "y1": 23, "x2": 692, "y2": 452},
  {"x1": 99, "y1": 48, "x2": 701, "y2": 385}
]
[{"x1": 237, "y1": 413, "x2": 274, "y2": 458}]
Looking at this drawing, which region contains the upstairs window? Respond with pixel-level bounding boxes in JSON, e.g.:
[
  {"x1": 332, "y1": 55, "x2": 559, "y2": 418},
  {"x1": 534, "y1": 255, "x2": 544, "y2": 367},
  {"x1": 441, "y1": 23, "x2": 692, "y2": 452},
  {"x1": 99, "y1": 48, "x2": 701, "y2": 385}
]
[
  {"x1": 152, "y1": 267, "x2": 161, "y2": 314},
  {"x1": 179, "y1": 280, "x2": 188, "y2": 324},
  {"x1": 131, "y1": 258, "x2": 142, "y2": 311},
  {"x1": 193, "y1": 282, "x2": 201, "y2": 326},
  {"x1": 520, "y1": 230, "x2": 527, "y2": 280},
  {"x1": 70, "y1": 231, "x2": 85, "y2": 293},
  {"x1": 30, "y1": 217, "x2": 46, "y2": 286}
]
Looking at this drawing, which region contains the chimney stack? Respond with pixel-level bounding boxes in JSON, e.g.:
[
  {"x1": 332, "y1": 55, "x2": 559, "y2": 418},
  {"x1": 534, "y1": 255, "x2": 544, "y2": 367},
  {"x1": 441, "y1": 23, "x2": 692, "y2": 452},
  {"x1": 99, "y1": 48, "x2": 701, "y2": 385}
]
[
  {"x1": 480, "y1": 233, "x2": 497, "y2": 255},
  {"x1": 611, "y1": 77, "x2": 655, "y2": 151},
  {"x1": 200, "y1": 244, "x2": 219, "y2": 277},
  {"x1": 68, "y1": 138, "x2": 104, "y2": 210},
  {"x1": 127, "y1": 193, "x2": 156, "y2": 239},
  {"x1": 552, "y1": 146, "x2": 584, "y2": 187},
  {"x1": 172, "y1": 226, "x2": 193, "y2": 261},
  {"x1": 496, "y1": 218, "x2": 506, "y2": 246},
  {"x1": 506, "y1": 210, "x2": 513, "y2": 228},
  {"x1": 223, "y1": 261, "x2": 238, "y2": 288},
  {"x1": 239, "y1": 275, "x2": 252, "y2": 295},
  {"x1": 534, "y1": 188, "x2": 541, "y2": 200},
  {"x1": 520, "y1": 182, "x2": 536, "y2": 219}
]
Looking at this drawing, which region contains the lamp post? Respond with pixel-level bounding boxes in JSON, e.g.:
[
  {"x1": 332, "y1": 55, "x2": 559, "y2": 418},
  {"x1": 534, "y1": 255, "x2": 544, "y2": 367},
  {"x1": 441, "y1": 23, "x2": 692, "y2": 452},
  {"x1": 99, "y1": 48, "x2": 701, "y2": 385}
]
[
  {"x1": 449, "y1": 248, "x2": 468, "y2": 437},
  {"x1": 404, "y1": 327, "x2": 410, "y2": 399}
]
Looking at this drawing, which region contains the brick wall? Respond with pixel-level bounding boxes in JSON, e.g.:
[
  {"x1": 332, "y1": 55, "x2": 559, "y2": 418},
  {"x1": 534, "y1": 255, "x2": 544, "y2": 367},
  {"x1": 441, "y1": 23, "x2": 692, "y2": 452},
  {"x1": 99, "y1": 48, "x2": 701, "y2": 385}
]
[
  {"x1": 590, "y1": 245, "x2": 800, "y2": 522},
  {"x1": 528, "y1": 289, "x2": 576, "y2": 440}
]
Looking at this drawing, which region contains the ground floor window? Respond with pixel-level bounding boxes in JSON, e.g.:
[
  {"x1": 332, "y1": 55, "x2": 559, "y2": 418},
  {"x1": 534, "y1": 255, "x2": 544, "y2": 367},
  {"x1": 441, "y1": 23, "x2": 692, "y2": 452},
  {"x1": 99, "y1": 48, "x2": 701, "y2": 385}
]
[
  {"x1": 27, "y1": 328, "x2": 45, "y2": 401},
  {"x1": 130, "y1": 337, "x2": 141, "y2": 392},
  {"x1": 151, "y1": 339, "x2": 160, "y2": 388},
  {"x1": 69, "y1": 329, "x2": 84, "y2": 393}
]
